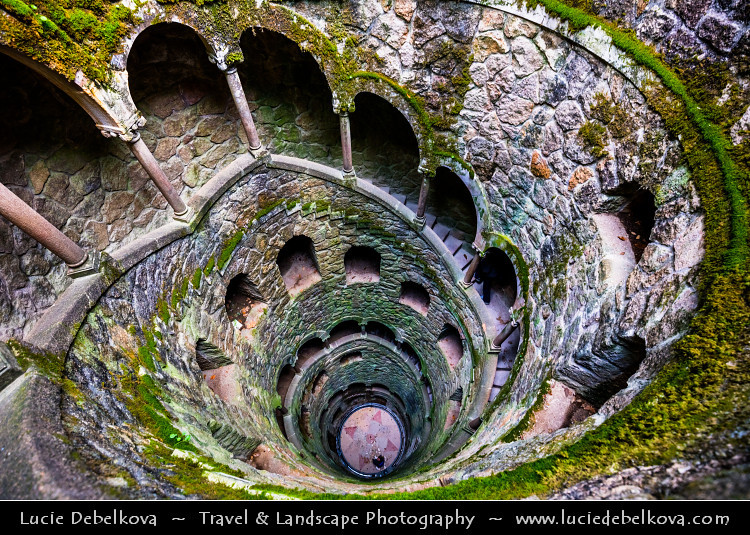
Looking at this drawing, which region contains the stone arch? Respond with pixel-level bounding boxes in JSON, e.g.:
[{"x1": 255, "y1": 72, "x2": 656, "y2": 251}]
[
  {"x1": 344, "y1": 245, "x2": 381, "y2": 284},
  {"x1": 350, "y1": 81, "x2": 427, "y2": 164},
  {"x1": 426, "y1": 166, "x2": 479, "y2": 252},
  {"x1": 364, "y1": 321, "x2": 396, "y2": 345},
  {"x1": 277, "y1": 363, "x2": 297, "y2": 408},
  {"x1": 276, "y1": 235, "x2": 322, "y2": 296},
  {"x1": 350, "y1": 91, "x2": 421, "y2": 199},
  {"x1": 225, "y1": 274, "x2": 266, "y2": 328},
  {"x1": 0, "y1": 45, "x2": 121, "y2": 134},
  {"x1": 126, "y1": 22, "x2": 226, "y2": 112},
  {"x1": 399, "y1": 281, "x2": 431, "y2": 315},
  {"x1": 328, "y1": 320, "x2": 362, "y2": 344},
  {"x1": 296, "y1": 337, "x2": 326, "y2": 370},
  {"x1": 437, "y1": 324, "x2": 464, "y2": 371}
]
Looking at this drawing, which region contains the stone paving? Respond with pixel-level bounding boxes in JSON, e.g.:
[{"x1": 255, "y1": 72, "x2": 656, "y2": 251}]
[{"x1": 339, "y1": 406, "x2": 403, "y2": 476}]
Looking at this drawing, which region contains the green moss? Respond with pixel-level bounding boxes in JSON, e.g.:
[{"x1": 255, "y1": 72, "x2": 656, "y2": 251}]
[
  {"x1": 251, "y1": 198, "x2": 285, "y2": 222},
  {"x1": 217, "y1": 229, "x2": 244, "y2": 270},
  {"x1": 156, "y1": 298, "x2": 170, "y2": 324},
  {"x1": 577, "y1": 120, "x2": 608, "y2": 157},
  {"x1": 136, "y1": 326, "x2": 162, "y2": 373},
  {"x1": 589, "y1": 92, "x2": 615, "y2": 124},
  {"x1": 171, "y1": 278, "x2": 189, "y2": 309},
  {"x1": 203, "y1": 256, "x2": 215, "y2": 276},
  {"x1": 0, "y1": 0, "x2": 139, "y2": 84},
  {"x1": 7, "y1": 339, "x2": 64, "y2": 383},
  {"x1": 191, "y1": 268, "x2": 202, "y2": 289},
  {"x1": 120, "y1": 372, "x2": 197, "y2": 453}
]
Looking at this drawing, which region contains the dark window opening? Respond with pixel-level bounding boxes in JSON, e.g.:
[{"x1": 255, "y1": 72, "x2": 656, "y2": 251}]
[
  {"x1": 276, "y1": 364, "x2": 296, "y2": 406},
  {"x1": 225, "y1": 274, "x2": 266, "y2": 328},
  {"x1": 399, "y1": 281, "x2": 430, "y2": 315},
  {"x1": 402, "y1": 342, "x2": 422, "y2": 373},
  {"x1": 276, "y1": 235, "x2": 321, "y2": 295},
  {"x1": 328, "y1": 320, "x2": 361, "y2": 344},
  {"x1": 296, "y1": 337, "x2": 325, "y2": 369},
  {"x1": 339, "y1": 352, "x2": 363, "y2": 365},
  {"x1": 127, "y1": 23, "x2": 226, "y2": 111},
  {"x1": 616, "y1": 189, "x2": 656, "y2": 263},
  {"x1": 344, "y1": 246, "x2": 381, "y2": 284},
  {"x1": 365, "y1": 321, "x2": 396, "y2": 344},
  {"x1": 438, "y1": 324, "x2": 463, "y2": 370},
  {"x1": 275, "y1": 407, "x2": 288, "y2": 440},
  {"x1": 195, "y1": 339, "x2": 233, "y2": 370},
  {"x1": 427, "y1": 167, "x2": 478, "y2": 253},
  {"x1": 239, "y1": 28, "x2": 338, "y2": 161},
  {"x1": 475, "y1": 247, "x2": 517, "y2": 309},
  {"x1": 351, "y1": 91, "x2": 420, "y2": 200}
]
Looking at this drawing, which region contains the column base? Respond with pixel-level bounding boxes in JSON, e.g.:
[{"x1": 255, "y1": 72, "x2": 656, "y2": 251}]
[
  {"x1": 342, "y1": 169, "x2": 357, "y2": 186},
  {"x1": 250, "y1": 145, "x2": 268, "y2": 159},
  {"x1": 459, "y1": 278, "x2": 474, "y2": 289},
  {"x1": 68, "y1": 252, "x2": 100, "y2": 279},
  {"x1": 173, "y1": 206, "x2": 195, "y2": 224},
  {"x1": 413, "y1": 215, "x2": 426, "y2": 230}
]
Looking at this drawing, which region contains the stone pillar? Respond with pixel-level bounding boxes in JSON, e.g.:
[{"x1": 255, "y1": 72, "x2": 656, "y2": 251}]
[
  {"x1": 415, "y1": 174, "x2": 429, "y2": 226},
  {"x1": 461, "y1": 253, "x2": 481, "y2": 287},
  {"x1": 128, "y1": 133, "x2": 189, "y2": 219},
  {"x1": 492, "y1": 321, "x2": 518, "y2": 349},
  {"x1": 224, "y1": 67, "x2": 262, "y2": 151},
  {"x1": 0, "y1": 182, "x2": 87, "y2": 268},
  {"x1": 339, "y1": 111, "x2": 354, "y2": 174}
]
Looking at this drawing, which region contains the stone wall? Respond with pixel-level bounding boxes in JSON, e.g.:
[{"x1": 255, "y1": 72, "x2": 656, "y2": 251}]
[{"x1": 0, "y1": 0, "x2": 720, "y2": 497}]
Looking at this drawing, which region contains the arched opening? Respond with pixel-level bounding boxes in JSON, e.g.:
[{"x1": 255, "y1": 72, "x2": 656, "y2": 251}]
[
  {"x1": 344, "y1": 245, "x2": 381, "y2": 284},
  {"x1": 328, "y1": 320, "x2": 361, "y2": 344},
  {"x1": 340, "y1": 352, "x2": 363, "y2": 365},
  {"x1": 616, "y1": 189, "x2": 656, "y2": 263},
  {"x1": 351, "y1": 92, "x2": 420, "y2": 201},
  {"x1": 437, "y1": 324, "x2": 463, "y2": 370},
  {"x1": 195, "y1": 339, "x2": 233, "y2": 370},
  {"x1": 0, "y1": 54, "x2": 110, "y2": 330},
  {"x1": 276, "y1": 363, "x2": 297, "y2": 407},
  {"x1": 127, "y1": 23, "x2": 233, "y2": 186},
  {"x1": 426, "y1": 167, "x2": 478, "y2": 263},
  {"x1": 196, "y1": 339, "x2": 238, "y2": 402},
  {"x1": 474, "y1": 248, "x2": 517, "y2": 308},
  {"x1": 296, "y1": 337, "x2": 325, "y2": 369},
  {"x1": 276, "y1": 235, "x2": 321, "y2": 296},
  {"x1": 239, "y1": 29, "x2": 339, "y2": 163},
  {"x1": 402, "y1": 342, "x2": 422, "y2": 373},
  {"x1": 365, "y1": 321, "x2": 396, "y2": 344},
  {"x1": 399, "y1": 281, "x2": 430, "y2": 315},
  {"x1": 445, "y1": 386, "x2": 463, "y2": 431},
  {"x1": 225, "y1": 274, "x2": 266, "y2": 329}
]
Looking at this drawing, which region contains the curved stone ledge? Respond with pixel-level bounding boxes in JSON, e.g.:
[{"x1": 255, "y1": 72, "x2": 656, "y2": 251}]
[{"x1": 0, "y1": 371, "x2": 105, "y2": 499}]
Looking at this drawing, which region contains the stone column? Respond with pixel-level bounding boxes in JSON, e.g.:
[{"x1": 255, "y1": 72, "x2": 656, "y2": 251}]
[
  {"x1": 492, "y1": 321, "x2": 518, "y2": 349},
  {"x1": 462, "y1": 253, "x2": 481, "y2": 287},
  {"x1": 224, "y1": 67, "x2": 262, "y2": 151},
  {"x1": 0, "y1": 182, "x2": 87, "y2": 267},
  {"x1": 415, "y1": 174, "x2": 429, "y2": 226},
  {"x1": 339, "y1": 111, "x2": 354, "y2": 174},
  {"x1": 128, "y1": 133, "x2": 189, "y2": 219}
]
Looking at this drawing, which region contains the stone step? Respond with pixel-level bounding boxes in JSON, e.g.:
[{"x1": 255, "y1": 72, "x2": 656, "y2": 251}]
[
  {"x1": 444, "y1": 234, "x2": 465, "y2": 255},
  {"x1": 425, "y1": 213, "x2": 437, "y2": 228},
  {"x1": 453, "y1": 243, "x2": 474, "y2": 269},
  {"x1": 392, "y1": 193, "x2": 407, "y2": 204},
  {"x1": 432, "y1": 222, "x2": 452, "y2": 241},
  {"x1": 450, "y1": 228, "x2": 472, "y2": 242},
  {"x1": 405, "y1": 201, "x2": 418, "y2": 213}
]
